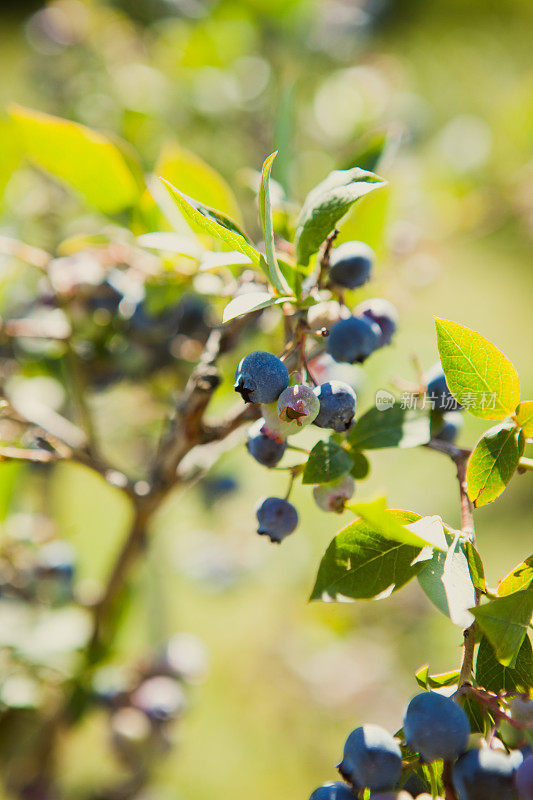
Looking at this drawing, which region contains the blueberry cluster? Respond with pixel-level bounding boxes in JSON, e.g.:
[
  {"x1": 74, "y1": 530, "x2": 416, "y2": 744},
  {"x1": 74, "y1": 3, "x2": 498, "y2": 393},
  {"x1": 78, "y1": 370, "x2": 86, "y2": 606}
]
[
  {"x1": 309, "y1": 691, "x2": 533, "y2": 800},
  {"x1": 321, "y1": 241, "x2": 399, "y2": 364},
  {"x1": 234, "y1": 350, "x2": 360, "y2": 541}
]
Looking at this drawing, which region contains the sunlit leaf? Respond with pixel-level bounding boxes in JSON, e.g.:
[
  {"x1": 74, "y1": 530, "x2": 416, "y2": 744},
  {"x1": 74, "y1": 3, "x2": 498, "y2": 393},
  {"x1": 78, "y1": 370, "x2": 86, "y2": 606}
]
[
  {"x1": 516, "y1": 401, "x2": 533, "y2": 436},
  {"x1": 259, "y1": 151, "x2": 291, "y2": 295},
  {"x1": 475, "y1": 634, "x2": 532, "y2": 693},
  {"x1": 222, "y1": 291, "x2": 294, "y2": 323},
  {"x1": 418, "y1": 534, "x2": 476, "y2": 627},
  {"x1": 435, "y1": 318, "x2": 521, "y2": 420},
  {"x1": 348, "y1": 497, "x2": 447, "y2": 550},
  {"x1": 294, "y1": 166, "x2": 387, "y2": 266},
  {"x1": 497, "y1": 556, "x2": 533, "y2": 597},
  {"x1": 466, "y1": 422, "x2": 524, "y2": 507},
  {"x1": 471, "y1": 588, "x2": 533, "y2": 667},
  {"x1": 9, "y1": 104, "x2": 142, "y2": 213}
]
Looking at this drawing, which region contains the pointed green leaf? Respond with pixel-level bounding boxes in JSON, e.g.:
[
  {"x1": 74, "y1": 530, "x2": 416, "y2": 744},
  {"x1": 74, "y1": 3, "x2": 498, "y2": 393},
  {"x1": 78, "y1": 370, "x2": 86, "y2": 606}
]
[
  {"x1": 259, "y1": 152, "x2": 291, "y2": 295},
  {"x1": 294, "y1": 167, "x2": 387, "y2": 267},
  {"x1": 160, "y1": 178, "x2": 261, "y2": 266},
  {"x1": 222, "y1": 292, "x2": 294, "y2": 323},
  {"x1": 466, "y1": 423, "x2": 524, "y2": 507},
  {"x1": 471, "y1": 588, "x2": 533, "y2": 667},
  {"x1": 347, "y1": 404, "x2": 430, "y2": 450},
  {"x1": 9, "y1": 104, "x2": 141, "y2": 213},
  {"x1": 516, "y1": 401, "x2": 533, "y2": 436},
  {"x1": 415, "y1": 665, "x2": 460, "y2": 690},
  {"x1": 302, "y1": 440, "x2": 353, "y2": 485},
  {"x1": 475, "y1": 635, "x2": 532, "y2": 693},
  {"x1": 418, "y1": 535, "x2": 476, "y2": 626},
  {"x1": 310, "y1": 510, "x2": 424, "y2": 601},
  {"x1": 348, "y1": 497, "x2": 448, "y2": 550},
  {"x1": 435, "y1": 318, "x2": 521, "y2": 420},
  {"x1": 497, "y1": 556, "x2": 533, "y2": 597},
  {"x1": 155, "y1": 141, "x2": 242, "y2": 222},
  {"x1": 464, "y1": 541, "x2": 486, "y2": 593}
]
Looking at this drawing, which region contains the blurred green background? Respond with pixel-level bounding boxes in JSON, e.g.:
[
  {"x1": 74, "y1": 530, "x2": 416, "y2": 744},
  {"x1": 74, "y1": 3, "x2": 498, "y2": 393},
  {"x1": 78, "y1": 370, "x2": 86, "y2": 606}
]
[{"x1": 1, "y1": 0, "x2": 532, "y2": 798}]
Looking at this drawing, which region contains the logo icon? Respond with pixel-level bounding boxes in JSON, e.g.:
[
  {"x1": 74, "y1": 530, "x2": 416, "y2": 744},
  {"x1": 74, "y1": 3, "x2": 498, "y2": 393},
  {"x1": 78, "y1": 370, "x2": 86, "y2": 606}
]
[{"x1": 375, "y1": 389, "x2": 395, "y2": 411}]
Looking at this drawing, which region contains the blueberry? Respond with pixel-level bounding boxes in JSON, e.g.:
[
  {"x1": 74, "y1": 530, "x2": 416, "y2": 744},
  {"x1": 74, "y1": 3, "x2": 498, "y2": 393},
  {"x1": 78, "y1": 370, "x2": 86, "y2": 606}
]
[
  {"x1": 354, "y1": 298, "x2": 399, "y2": 346},
  {"x1": 261, "y1": 403, "x2": 303, "y2": 440},
  {"x1": 131, "y1": 676, "x2": 186, "y2": 723},
  {"x1": 516, "y1": 754, "x2": 533, "y2": 799},
  {"x1": 313, "y1": 380, "x2": 357, "y2": 432},
  {"x1": 308, "y1": 781, "x2": 355, "y2": 800},
  {"x1": 338, "y1": 724, "x2": 402, "y2": 792},
  {"x1": 255, "y1": 497, "x2": 298, "y2": 543},
  {"x1": 329, "y1": 241, "x2": 374, "y2": 289},
  {"x1": 246, "y1": 419, "x2": 287, "y2": 467},
  {"x1": 425, "y1": 363, "x2": 462, "y2": 412},
  {"x1": 201, "y1": 475, "x2": 238, "y2": 507},
  {"x1": 277, "y1": 384, "x2": 320, "y2": 430},
  {"x1": 327, "y1": 317, "x2": 381, "y2": 364},
  {"x1": 453, "y1": 748, "x2": 519, "y2": 800},
  {"x1": 313, "y1": 474, "x2": 355, "y2": 513},
  {"x1": 433, "y1": 411, "x2": 464, "y2": 444},
  {"x1": 403, "y1": 692, "x2": 469, "y2": 763},
  {"x1": 234, "y1": 351, "x2": 289, "y2": 404}
]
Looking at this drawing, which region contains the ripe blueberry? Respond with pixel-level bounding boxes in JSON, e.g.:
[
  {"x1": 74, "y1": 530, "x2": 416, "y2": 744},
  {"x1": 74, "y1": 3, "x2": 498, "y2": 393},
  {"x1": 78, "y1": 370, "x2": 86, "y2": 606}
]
[
  {"x1": 277, "y1": 384, "x2": 320, "y2": 431},
  {"x1": 255, "y1": 497, "x2": 298, "y2": 543},
  {"x1": 338, "y1": 724, "x2": 402, "y2": 792},
  {"x1": 425, "y1": 363, "x2": 462, "y2": 412},
  {"x1": 453, "y1": 748, "x2": 520, "y2": 800},
  {"x1": 313, "y1": 380, "x2": 357, "y2": 432},
  {"x1": 403, "y1": 692, "x2": 470, "y2": 763},
  {"x1": 308, "y1": 781, "x2": 355, "y2": 800},
  {"x1": 433, "y1": 411, "x2": 464, "y2": 444},
  {"x1": 516, "y1": 754, "x2": 533, "y2": 799},
  {"x1": 246, "y1": 419, "x2": 287, "y2": 467},
  {"x1": 327, "y1": 316, "x2": 381, "y2": 364},
  {"x1": 313, "y1": 474, "x2": 355, "y2": 513},
  {"x1": 354, "y1": 298, "x2": 399, "y2": 346},
  {"x1": 234, "y1": 351, "x2": 289, "y2": 404},
  {"x1": 329, "y1": 241, "x2": 374, "y2": 289}
]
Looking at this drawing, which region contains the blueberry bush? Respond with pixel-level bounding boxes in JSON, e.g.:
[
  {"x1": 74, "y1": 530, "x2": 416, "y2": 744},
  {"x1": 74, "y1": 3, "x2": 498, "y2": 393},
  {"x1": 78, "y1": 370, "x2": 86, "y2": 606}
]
[{"x1": 0, "y1": 100, "x2": 531, "y2": 800}]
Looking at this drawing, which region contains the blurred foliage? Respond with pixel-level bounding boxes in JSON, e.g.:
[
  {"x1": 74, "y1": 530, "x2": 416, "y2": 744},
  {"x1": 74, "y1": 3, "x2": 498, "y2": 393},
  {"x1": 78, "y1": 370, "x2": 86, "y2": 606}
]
[{"x1": 0, "y1": 0, "x2": 532, "y2": 799}]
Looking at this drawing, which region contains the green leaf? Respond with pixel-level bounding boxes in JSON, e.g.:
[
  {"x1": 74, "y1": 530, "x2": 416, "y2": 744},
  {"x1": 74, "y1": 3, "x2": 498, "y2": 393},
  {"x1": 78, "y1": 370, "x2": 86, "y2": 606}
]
[
  {"x1": 475, "y1": 635, "x2": 532, "y2": 693},
  {"x1": 347, "y1": 404, "x2": 431, "y2": 450},
  {"x1": 310, "y1": 510, "x2": 424, "y2": 601},
  {"x1": 464, "y1": 541, "x2": 486, "y2": 593},
  {"x1": 466, "y1": 422, "x2": 524, "y2": 507},
  {"x1": 435, "y1": 318, "x2": 521, "y2": 420},
  {"x1": 155, "y1": 141, "x2": 242, "y2": 222},
  {"x1": 415, "y1": 665, "x2": 460, "y2": 690},
  {"x1": 222, "y1": 292, "x2": 294, "y2": 323},
  {"x1": 516, "y1": 401, "x2": 533, "y2": 436},
  {"x1": 418, "y1": 534, "x2": 477, "y2": 626},
  {"x1": 160, "y1": 178, "x2": 261, "y2": 266},
  {"x1": 497, "y1": 556, "x2": 533, "y2": 597},
  {"x1": 294, "y1": 167, "x2": 387, "y2": 267},
  {"x1": 259, "y1": 152, "x2": 291, "y2": 295},
  {"x1": 348, "y1": 497, "x2": 448, "y2": 550},
  {"x1": 349, "y1": 450, "x2": 370, "y2": 480},
  {"x1": 471, "y1": 588, "x2": 533, "y2": 667},
  {"x1": 0, "y1": 118, "x2": 21, "y2": 202},
  {"x1": 9, "y1": 104, "x2": 142, "y2": 213},
  {"x1": 0, "y1": 461, "x2": 23, "y2": 522},
  {"x1": 302, "y1": 440, "x2": 353, "y2": 485}
]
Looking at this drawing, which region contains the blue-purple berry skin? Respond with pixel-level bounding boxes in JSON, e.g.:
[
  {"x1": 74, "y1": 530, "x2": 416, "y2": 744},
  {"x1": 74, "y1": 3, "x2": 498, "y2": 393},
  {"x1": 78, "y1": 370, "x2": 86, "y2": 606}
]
[
  {"x1": 403, "y1": 692, "x2": 469, "y2": 763},
  {"x1": 234, "y1": 351, "x2": 289, "y2": 404},
  {"x1": 453, "y1": 748, "x2": 519, "y2": 800},
  {"x1": 338, "y1": 724, "x2": 402, "y2": 792},
  {"x1": 255, "y1": 497, "x2": 298, "y2": 543},
  {"x1": 309, "y1": 781, "x2": 355, "y2": 800},
  {"x1": 313, "y1": 380, "x2": 357, "y2": 432},
  {"x1": 355, "y1": 298, "x2": 399, "y2": 346},
  {"x1": 516, "y1": 754, "x2": 533, "y2": 799},
  {"x1": 246, "y1": 419, "x2": 286, "y2": 467},
  {"x1": 329, "y1": 241, "x2": 374, "y2": 289},
  {"x1": 435, "y1": 412, "x2": 464, "y2": 444},
  {"x1": 327, "y1": 317, "x2": 381, "y2": 364},
  {"x1": 425, "y1": 362, "x2": 462, "y2": 412}
]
